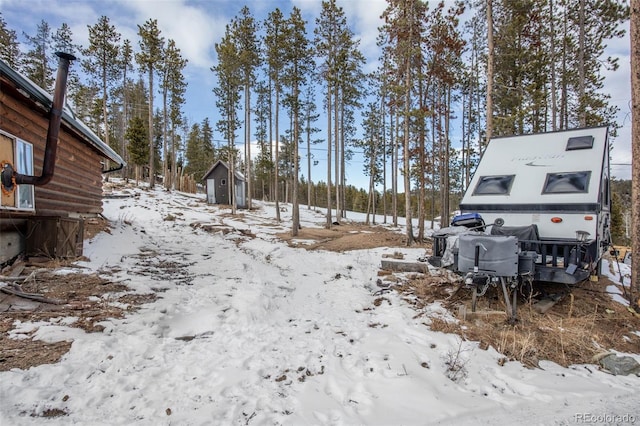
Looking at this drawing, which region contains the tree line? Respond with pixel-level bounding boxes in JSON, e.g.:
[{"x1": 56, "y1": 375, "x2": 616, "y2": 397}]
[{"x1": 0, "y1": 0, "x2": 629, "y2": 243}]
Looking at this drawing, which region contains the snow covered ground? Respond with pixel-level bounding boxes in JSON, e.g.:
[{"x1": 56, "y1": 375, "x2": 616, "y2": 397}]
[{"x1": 1, "y1": 182, "x2": 638, "y2": 425}]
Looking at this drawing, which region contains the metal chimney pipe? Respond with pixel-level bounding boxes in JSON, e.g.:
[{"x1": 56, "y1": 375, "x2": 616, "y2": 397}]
[{"x1": 14, "y1": 51, "x2": 76, "y2": 186}]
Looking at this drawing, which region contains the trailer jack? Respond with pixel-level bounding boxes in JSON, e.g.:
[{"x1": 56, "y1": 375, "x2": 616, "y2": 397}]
[{"x1": 466, "y1": 273, "x2": 519, "y2": 323}]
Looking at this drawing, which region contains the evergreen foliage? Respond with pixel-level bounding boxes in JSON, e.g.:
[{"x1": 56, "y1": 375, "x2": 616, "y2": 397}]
[
  {"x1": 125, "y1": 116, "x2": 149, "y2": 167},
  {"x1": 0, "y1": 13, "x2": 20, "y2": 68},
  {"x1": 22, "y1": 20, "x2": 54, "y2": 91}
]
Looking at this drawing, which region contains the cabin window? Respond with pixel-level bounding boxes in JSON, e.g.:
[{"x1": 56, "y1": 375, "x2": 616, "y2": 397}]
[
  {"x1": 0, "y1": 131, "x2": 35, "y2": 210},
  {"x1": 566, "y1": 135, "x2": 594, "y2": 150},
  {"x1": 472, "y1": 175, "x2": 515, "y2": 195},
  {"x1": 542, "y1": 171, "x2": 591, "y2": 194},
  {"x1": 221, "y1": 179, "x2": 227, "y2": 186}
]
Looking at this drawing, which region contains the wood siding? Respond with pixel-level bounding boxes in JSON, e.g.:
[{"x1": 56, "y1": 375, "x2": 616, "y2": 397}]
[{"x1": 0, "y1": 83, "x2": 104, "y2": 217}]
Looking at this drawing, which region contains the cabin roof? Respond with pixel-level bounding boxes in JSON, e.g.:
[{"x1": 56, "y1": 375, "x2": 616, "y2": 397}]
[{"x1": 0, "y1": 58, "x2": 125, "y2": 167}]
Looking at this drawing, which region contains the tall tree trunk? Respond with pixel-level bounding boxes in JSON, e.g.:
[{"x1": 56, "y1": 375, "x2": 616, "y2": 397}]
[
  {"x1": 170, "y1": 122, "x2": 176, "y2": 190},
  {"x1": 630, "y1": 0, "x2": 640, "y2": 309},
  {"x1": 430, "y1": 96, "x2": 436, "y2": 231},
  {"x1": 578, "y1": 0, "x2": 586, "y2": 127},
  {"x1": 122, "y1": 69, "x2": 129, "y2": 180},
  {"x1": 292, "y1": 83, "x2": 300, "y2": 236},
  {"x1": 439, "y1": 85, "x2": 446, "y2": 229},
  {"x1": 418, "y1": 76, "x2": 425, "y2": 241},
  {"x1": 163, "y1": 88, "x2": 168, "y2": 189},
  {"x1": 245, "y1": 84, "x2": 252, "y2": 210},
  {"x1": 307, "y1": 105, "x2": 312, "y2": 210},
  {"x1": 461, "y1": 77, "x2": 467, "y2": 193},
  {"x1": 229, "y1": 99, "x2": 237, "y2": 215},
  {"x1": 485, "y1": 0, "x2": 494, "y2": 150},
  {"x1": 268, "y1": 76, "x2": 274, "y2": 202},
  {"x1": 561, "y1": 4, "x2": 569, "y2": 129},
  {"x1": 393, "y1": 109, "x2": 399, "y2": 227},
  {"x1": 340, "y1": 100, "x2": 346, "y2": 219},
  {"x1": 381, "y1": 93, "x2": 387, "y2": 224},
  {"x1": 366, "y1": 152, "x2": 374, "y2": 225},
  {"x1": 102, "y1": 72, "x2": 110, "y2": 163},
  {"x1": 404, "y1": 68, "x2": 413, "y2": 245},
  {"x1": 550, "y1": 0, "x2": 557, "y2": 131},
  {"x1": 275, "y1": 87, "x2": 281, "y2": 221},
  {"x1": 148, "y1": 65, "x2": 155, "y2": 189},
  {"x1": 326, "y1": 84, "x2": 333, "y2": 228},
  {"x1": 443, "y1": 86, "x2": 451, "y2": 225},
  {"x1": 334, "y1": 88, "x2": 340, "y2": 222}
]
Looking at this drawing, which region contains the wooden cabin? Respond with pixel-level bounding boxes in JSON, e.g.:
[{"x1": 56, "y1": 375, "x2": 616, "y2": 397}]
[
  {"x1": 202, "y1": 160, "x2": 246, "y2": 208},
  {"x1": 0, "y1": 55, "x2": 125, "y2": 264}
]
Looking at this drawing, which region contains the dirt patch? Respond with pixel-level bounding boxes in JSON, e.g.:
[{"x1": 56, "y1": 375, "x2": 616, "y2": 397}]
[
  {"x1": 83, "y1": 216, "x2": 111, "y2": 241},
  {"x1": 0, "y1": 264, "x2": 156, "y2": 371},
  {"x1": 277, "y1": 223, "x2": 418, "y2": 251},
  {"x1": 396, "y1": 272, "x2": 640, "y2": 368}
]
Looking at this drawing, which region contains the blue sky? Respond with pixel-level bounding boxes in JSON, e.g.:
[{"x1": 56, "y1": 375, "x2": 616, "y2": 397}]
[{"x1": 1, "y1": 0, "x2": 633, "y2": 191}]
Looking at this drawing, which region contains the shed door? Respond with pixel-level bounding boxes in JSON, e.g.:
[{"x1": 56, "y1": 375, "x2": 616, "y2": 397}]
[
  {"x1": 217, "y1": 178, "x2": 229, "y2": 204},
  {"x1": 206, "y1": 179, "x2": 216, "y2": 203}
]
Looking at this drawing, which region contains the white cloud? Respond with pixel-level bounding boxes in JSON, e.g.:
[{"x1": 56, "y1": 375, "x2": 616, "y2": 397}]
[{"x1": 113, "y1": 0, "x2": 226, "y2": 68}]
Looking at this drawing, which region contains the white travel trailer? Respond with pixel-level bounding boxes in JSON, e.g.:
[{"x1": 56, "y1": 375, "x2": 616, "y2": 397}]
[
  {"x1": 460, "y1": 126, "x2": 610, "y2": 243},
  {"x1": 431, "y1": 126, "x2": 612, "y2": 287}
]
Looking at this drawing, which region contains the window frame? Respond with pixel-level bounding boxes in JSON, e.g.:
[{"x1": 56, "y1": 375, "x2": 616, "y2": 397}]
[
  {"x1": 0, "y1": 130, "x2": 35, "y2": 211},
  {"x1": 542, "y1": 171, "x2": 591, "y2": 194},
  {"x1": 472, "y1": 174, "x2": 516, "y2": 196},
  {"x1": 566, "y1": 135, "x2": 594, "y2": 151}
]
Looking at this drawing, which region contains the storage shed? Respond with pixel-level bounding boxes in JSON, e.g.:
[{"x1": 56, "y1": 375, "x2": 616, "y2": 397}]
[
  {"x1": 202, "y1": 160, "x2": 246, "y2": 208},
  {"x1": 0, "y1": 54, "x2": 125, "y2": 263}
]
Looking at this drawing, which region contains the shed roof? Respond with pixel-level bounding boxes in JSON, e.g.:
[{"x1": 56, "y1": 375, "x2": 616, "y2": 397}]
[
  {"x1": 0, "y1": 58, "x2": 125, "y2": 167},
  {"x1": 202, "y1": 160, "x2": 245, "y2": 182}
]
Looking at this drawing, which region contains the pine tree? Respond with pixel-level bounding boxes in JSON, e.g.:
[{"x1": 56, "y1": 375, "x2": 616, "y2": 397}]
[
  {"x1": 166, "y1": 41, "x2": 187, "y2": 190},
  {"x1": 302, "y1": 84, "x2": 321, "y2": 210},
  {"x1": 22, "y1": 20, "x2": 54, "y2": 91},
  {"x1": 184, "y1": 122, "x2": 202, "y2": 177},
  {"x1": 231, "y1": 6, "x2": 261, "y2": 209},
  {"x1": 160, "y1": 39, "x2": 187, "y2": 189},
  {"x1": 360, "y1": 102, "x2": 384, "y2": 225},
  {"x1": 0, "y1": 14, "x2": 20, "y2": 68},
  {"x1": 125, "y1": 116, "x2": 149, "y2": 184},
  {"x1": 282, "y1": 7, "x2": 313, "y2": 235},
  {"x1": 630, "y1": 0, "x2": 640, "y2": 309},
  {"x1": 83, "y1": 16, "x2": 121, "y2": 150},
  {"x1": 426, "y1": 1, "x2": 466, "y2": 230},
  {"x1": 314, "y1": 0, "x2": 348, "y2": 227},
  {"x1": 52, "y1": 23, "x2": 81, "y2": 109},
  {"x1": 119, "y1": 39, "x2": 134, "y2": 179},
  {"x1": 136, "y1": 19, "x2": 164, "y2": 189},
  {"x1": 380, "y1": 0, "x2": 428, "y2": 244},
  {"x1": 254, "y1": 81, "x2": 273, "y2": 200},
  {"x1": 213, "y1": 24, "x2": 242, "y2": 213},
  {"x1": 201, "y1": 117, "x2": 215, "y2": 170},
  {"x1": 264, "y1": 8, "x2": 288, "y2": 221}
]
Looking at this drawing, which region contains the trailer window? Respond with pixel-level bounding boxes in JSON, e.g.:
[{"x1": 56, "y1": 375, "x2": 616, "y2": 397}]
[
  {"x1": 542, "y1": 171, "x2": 591, "y2": 194},
  {"x1": 566, "y1": 135, "x2": 594, "y2": 150},
  {"x1": 472, "y1": 175, "x2": 515, "y2": 195}
]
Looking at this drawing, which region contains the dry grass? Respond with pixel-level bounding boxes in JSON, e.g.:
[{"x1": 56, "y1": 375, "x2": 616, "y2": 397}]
[
  {"x1": 276, "y1": 223, "x2": 419, "y2": 252},
  {"x1": 399, "y1": 274, "x2": 640, "y2": 368}
]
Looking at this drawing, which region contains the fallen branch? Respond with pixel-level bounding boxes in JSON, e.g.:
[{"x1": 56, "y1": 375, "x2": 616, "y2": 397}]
[{"x1": 0, "y1": 284, "x2": 64, "y2": 305}]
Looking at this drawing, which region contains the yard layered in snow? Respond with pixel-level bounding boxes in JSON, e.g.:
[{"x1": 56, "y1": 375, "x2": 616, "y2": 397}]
[{"x1": 1, "y1": 181, "x2": 638, "y2": 425}]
